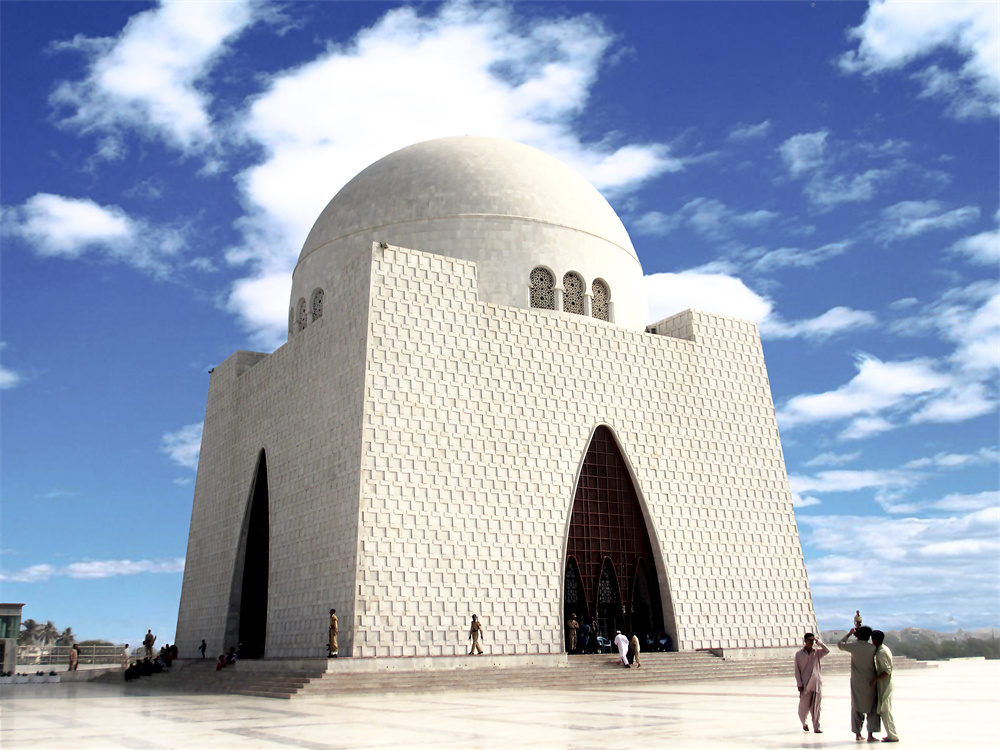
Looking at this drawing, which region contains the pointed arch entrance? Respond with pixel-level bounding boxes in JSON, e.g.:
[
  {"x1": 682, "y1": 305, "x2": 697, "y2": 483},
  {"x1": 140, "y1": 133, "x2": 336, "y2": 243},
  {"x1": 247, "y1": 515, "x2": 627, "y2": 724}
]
[
  {"x1": 564, "y1": 426, "x2": 665, "y2": 650},
  {"x1": 225, "y1": 450, "x2": 270, "y2": 659}
]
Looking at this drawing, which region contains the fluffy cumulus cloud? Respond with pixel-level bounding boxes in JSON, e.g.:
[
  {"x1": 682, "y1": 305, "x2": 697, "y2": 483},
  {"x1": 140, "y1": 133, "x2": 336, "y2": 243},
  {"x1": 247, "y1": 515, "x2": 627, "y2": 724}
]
[
  {"x1": 840, "y1": 0, "x2": 1000, "y2": 120},
  {"x1": 161, "y1": 422, "x2": 203, "y2": 470},
  {"x1": 800, "y1": 504, "x2": 1000, "y2": 628},
  {"x1": 950, "y1": 209, "x2": 1000, "y2": 266},
  {"x1": 50, "y1": 0, "x2": 260, "y2": 153},
  {"x1": 779, "y1": 130, "x2": 829, "y2": 176},
  {"x1": 1, "y1": 193, "x2": 187, "y2": 278},
  {"x1": 0, "y1": 557, "x2": 185, "y2": 583},
  {"x1": 226, "y1": 1, "x2": 681, "y2": 347},
  {"x1": 644, "y1": 269, "x2": 875, "y2": 342}
]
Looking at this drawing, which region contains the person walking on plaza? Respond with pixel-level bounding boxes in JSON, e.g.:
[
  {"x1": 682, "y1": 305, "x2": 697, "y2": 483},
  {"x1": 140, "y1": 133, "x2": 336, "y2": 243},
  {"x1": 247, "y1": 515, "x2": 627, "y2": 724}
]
[
  {"x1": 121, "y1": 643, "x2": 130, "y2": 669},
  {"x1": 566, "y1": 613, "x2": 579, "y2": 653},
  {"x1": 68, "y1": 643, "x2": 79, "y2": 671},
  {"x1": 328, "y1": 609, "x2": 338, "y2": 657},
  {"x1": 629, "y1": 634, "x2": 642, "y2": 669},
  {"x1": 199, "y1": 640, "x2": 207, "y2": 659},
  {"x1": 143, "y1": 629, "x2": 156, "y2": 658},
  {"x1": 870, "y1": 630, "x2": 899, "y2": 743},
  {"x1": 795, "y1": 632, "x2": 829, "y2": 733},
  {"x1": 838, "y1": 626, "x2": 881, "y2": 742},
  {"x1": 613, "y1": 630, "x2": 630, "y2": 667},
  {"x1": 468, "y1": 614, "x2": 484, "y2": 655}
]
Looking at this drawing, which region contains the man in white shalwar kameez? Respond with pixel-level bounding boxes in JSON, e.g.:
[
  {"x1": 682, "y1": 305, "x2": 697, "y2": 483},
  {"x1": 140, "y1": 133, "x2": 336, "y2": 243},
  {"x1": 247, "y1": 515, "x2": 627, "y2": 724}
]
[
  {"x1": 795, "y1": 632, "x2": 829, "y2": 733},
  {"x1": 870, "y1": 630, "x2": 899, "y2": 742},
  {"x1": 613, "y1": 631, "x2": 630, "y2": 667},
  {"x1": 839, "y1": 626, "x2": 881, "y2": 741}
]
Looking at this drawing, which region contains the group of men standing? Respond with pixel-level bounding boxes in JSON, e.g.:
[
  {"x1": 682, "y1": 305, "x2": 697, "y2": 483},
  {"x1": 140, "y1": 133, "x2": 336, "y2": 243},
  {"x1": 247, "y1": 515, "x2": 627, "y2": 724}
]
[{"x1": 795, "y1": 617, "x2": 899, "y2": 742}]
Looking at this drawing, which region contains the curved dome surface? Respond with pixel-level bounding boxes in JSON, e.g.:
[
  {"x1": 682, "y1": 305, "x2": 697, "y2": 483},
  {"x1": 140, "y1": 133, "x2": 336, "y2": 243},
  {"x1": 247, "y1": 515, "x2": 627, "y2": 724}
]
[{"x1": 291, "y1": 136, "x2": 648, "y2": 331}]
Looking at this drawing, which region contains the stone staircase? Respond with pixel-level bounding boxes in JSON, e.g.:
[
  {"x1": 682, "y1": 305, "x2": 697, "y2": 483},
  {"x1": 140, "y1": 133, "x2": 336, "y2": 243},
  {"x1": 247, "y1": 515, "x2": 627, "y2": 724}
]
[{"x1": 92, "y1": 650, "x2": 931, "y2": 700}]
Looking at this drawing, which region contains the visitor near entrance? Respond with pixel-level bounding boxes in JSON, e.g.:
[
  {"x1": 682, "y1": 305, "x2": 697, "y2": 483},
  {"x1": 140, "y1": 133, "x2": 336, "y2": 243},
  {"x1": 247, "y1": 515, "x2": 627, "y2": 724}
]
[
  {"x1": 795, "y1": 632, "x2": 829, "y2": 733},
  {"x1": 838, "y1": 626, "x2": 880, "y2": 741},
  {"x1": 121, "y1": 643, "x2": 130, "y2": 668},
  {"x1": 143, "y1": 629, "x2": 155, "y2": 658},
  {"x1": 468, "y1": 615, "x2": 484, "y2": 655},
  {"x1": 199, "y1": 639, "x2": 207, "y2": 659},
  {"x1": 613, "y1": 631, "x2": 629, "y2": 667},
  {"x1": 630, "y1": 634, "x2": 642, "y2": 668},
  {"x1": 328, "y1": 609, "x2": 338, "y2": 657},
  {"x1": 566, "y1": 613, "x2": 579, "y2": 653},
  {"x1": 870, "y1": 630, "x2": 899, "y2": 742}
]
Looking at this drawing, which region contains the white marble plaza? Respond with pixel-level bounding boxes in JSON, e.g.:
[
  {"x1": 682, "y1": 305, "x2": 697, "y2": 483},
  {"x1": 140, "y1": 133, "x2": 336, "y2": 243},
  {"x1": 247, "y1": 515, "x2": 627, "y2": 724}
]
[{"x1": 2, "y1": 658, "x2": 997, "y2": 749}]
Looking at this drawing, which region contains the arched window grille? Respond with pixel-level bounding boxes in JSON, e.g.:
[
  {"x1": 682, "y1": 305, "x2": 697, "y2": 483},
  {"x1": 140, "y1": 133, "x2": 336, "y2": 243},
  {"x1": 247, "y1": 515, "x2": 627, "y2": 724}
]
[
  {"x1": 296, "y1": 298, "x2": 308, "y2": 332},
  {"x1": 563, "y1": 272, "x2": 584, "y2": 315},
  {"x1": 529, "y1": 267, "x2": 555, "y2": 310},
  {"x1": 311, "y1": 289, "x2": 324, "y2": 321},
  {"x1": 592, "y1": 279, "x2": 610, "y2": 321}
]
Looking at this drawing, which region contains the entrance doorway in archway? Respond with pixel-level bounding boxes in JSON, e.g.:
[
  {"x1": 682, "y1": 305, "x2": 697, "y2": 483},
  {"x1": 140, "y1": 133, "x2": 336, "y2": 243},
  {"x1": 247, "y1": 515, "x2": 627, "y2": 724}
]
[
  {"x1": 227, "y1": 450, "x2": 270, "y2": 659},
  {"x1": 564, "y1": 426, "x2": 665, "y2": 650}
]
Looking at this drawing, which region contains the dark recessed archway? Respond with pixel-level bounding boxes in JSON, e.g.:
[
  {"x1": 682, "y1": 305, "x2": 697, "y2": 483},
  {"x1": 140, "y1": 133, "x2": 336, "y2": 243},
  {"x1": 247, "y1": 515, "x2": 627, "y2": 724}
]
[
  {"x1": 564, "y1": 426, "x2": 666, "y2": 648},
  {"x1": 225, "y1": 450, "x2": 269, "y2": 659}
]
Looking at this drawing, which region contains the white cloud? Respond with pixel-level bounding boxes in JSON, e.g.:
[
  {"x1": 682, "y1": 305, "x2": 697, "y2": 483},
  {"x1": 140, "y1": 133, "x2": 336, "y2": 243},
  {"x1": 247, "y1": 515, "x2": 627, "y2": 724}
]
[
  {"x1": 950, "y1": 210, "x2": 1000, "y2": 265},
  {"x1": 789, "y1": 468, "x2": 918, "y2": 496},
  {"x1": 645, "y1": 270, "x2": 875, "y2": 342},
  {"x1": 779, "y1": 130, "x2": 828, "y2": 176},
  {"x1": 875, "y1": 200, "x2": 980, "y2": 243},
  {"x1": 760, "y1": 306, "x2": 877, "y2": 341},
  {"x1": 804, "y1": 451, "x2": 862, "y2": 468},
  {"x1": 0, "y1": 557, "x2": 185, "y2": 583},
  {"x1": 804, "y1": 167, "x2": 893, "y2": 208},
  {"x1": 839, "y1": 415, "x2": 896, "y2": 441},
  {"x1": 0, "y1": 342, "x2": 23, "y2": 390},
  {"x1": 750, "y1": 242, "x2": 850, "y2": 272},
  {"x1": 792, "y1": 493, "x2": 822, "y2": 509},
  {"x1": 50, "y1": 0, "x2": 259, "y2": 152},
  {"x1": 633, "y1": 198, "x2": 779, "y2": 239},
  {"x1": 904, "y1": 446, "x2": 1000, "y2": 470},
  {"x1": 727, "y1": 119, "x2": 772, "y2": 142},
  {"x1": 777, "y1": 353, "x2": 952, "y2": 431},
  {"x1": 930, "y1": 490, "x2": 999, "y2": 512},
  {"x1": 2, "y1": 193, "x2": 186, "y2": 279},
  {"x1": 161, "y1": 422, "x2": 203, "y2": 470},
  {"x1": 840, "y1": 0, "x2": 1000, "y2": 120},
  {"x1": 224, "y1": 2, "x2": 681, "y2": 348}
]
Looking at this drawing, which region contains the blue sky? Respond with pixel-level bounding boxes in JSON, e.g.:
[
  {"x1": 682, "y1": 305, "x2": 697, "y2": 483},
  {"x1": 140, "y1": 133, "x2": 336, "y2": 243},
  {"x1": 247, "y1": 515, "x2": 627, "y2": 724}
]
[{"x1": 2, "y1": 1, "x2": 997, "y2": 646}]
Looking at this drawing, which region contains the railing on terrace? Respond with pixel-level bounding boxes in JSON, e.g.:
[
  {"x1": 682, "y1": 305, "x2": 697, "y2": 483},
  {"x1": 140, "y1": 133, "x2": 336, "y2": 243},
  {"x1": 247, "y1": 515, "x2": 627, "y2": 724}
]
[{"x1": 16, "y1": 645, "x2": 126, "y2": 666}]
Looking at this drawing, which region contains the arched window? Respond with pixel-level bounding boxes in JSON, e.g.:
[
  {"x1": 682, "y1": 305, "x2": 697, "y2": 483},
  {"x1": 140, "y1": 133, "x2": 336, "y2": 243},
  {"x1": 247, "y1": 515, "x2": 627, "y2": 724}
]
[
  {"x1": 296, "y1": 298, "x2": 308, "y2": 332},
  {"x1": 563, "y1": 272, "x2": 584, "y2": 315},
  {"x1": 592, "y1": 279, "x2": 610, "y2": 321},
  {"x1": 311, "y1": 289, "x2": 324, "y2": 321},
  {"x1": 529, "y1": 267, "x2": 555, "y2": 310}
]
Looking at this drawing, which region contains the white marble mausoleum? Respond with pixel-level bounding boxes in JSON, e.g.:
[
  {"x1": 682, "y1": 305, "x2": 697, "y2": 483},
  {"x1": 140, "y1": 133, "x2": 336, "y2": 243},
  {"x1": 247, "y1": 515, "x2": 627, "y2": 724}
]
[{"x1": 175, "y1": 136, "x2": 817, "y2": 660}]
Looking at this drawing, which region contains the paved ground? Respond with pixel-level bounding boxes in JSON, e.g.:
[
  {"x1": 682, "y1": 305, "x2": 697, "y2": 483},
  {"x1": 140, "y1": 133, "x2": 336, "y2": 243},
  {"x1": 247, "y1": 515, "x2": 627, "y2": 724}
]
[{"x1": 2, "y1": 658, "x2": 997, "y2": 749}]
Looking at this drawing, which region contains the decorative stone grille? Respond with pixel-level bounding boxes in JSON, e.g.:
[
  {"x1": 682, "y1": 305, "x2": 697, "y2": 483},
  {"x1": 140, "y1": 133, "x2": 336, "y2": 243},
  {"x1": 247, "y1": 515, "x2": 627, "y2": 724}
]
[
  {"x1": 529, "y1": 267, "x2": 555, "y2": 310},
  {"x1": 297, "y1": 298, "x2": 308, "y2": 332},
  {"x1": 311, "y1": 289, "x2": 324, "y2": 321},
  {"x1": 591, "y1": 279, "x2": 610, "y2": 321},
  {"x1": 563, "y1": 272, "x2": 584, "y2": 315}
]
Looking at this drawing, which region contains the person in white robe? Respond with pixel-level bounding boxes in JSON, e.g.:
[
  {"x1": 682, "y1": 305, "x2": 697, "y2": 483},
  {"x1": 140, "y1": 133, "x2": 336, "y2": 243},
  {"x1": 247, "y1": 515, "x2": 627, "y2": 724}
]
[
  {"x1": 613, "y1": 631, "x2": 630, "y2": 667},
  {"x1": 870, "y1": 630, "x2": 899, "y2": 742},
  {"x1": 795, "y1": 632, "x2": 829, "y2": 733},
  {"x1": 838, "y1": 626, "x2": 880, "y2": 741},
  {"x1": 121, "y1": 644, "x2": 130, "y2": 669}
]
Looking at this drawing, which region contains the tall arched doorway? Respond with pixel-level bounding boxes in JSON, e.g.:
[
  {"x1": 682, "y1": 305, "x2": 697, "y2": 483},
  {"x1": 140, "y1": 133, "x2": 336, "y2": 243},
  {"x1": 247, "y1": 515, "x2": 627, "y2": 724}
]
[
  {"x1": 225, "y1": 450, "x2": 270, "y2": 659},
  {"x1": 564, "y1": 426, "x2": 665, "y2": 649}
]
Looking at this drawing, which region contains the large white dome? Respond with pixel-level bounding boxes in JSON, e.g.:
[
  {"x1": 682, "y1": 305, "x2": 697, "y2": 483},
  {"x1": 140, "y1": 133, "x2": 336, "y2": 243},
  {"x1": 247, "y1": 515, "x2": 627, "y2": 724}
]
[{"x1": 290, "y1": 136, "x2": 648, "y2": 331}]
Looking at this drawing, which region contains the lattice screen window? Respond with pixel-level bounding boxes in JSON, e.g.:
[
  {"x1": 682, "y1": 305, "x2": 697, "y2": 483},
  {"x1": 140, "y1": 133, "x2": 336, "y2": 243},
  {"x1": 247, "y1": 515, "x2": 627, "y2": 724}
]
[
  {"x1": 592, "y1": 279, "x2": 610, "y2": 321},
  {"x1": 311, "y1": 289, "x2": 324, "y2": 321},
  {"x1": 296, "y1": 298, "x2": 308, "y2": 332},
  {"x1": 563, "y1": 272, "x2": 584, "y2": 315},
  {"x1": 529, "y1": 267, "x2": 555, "y2": 310}
]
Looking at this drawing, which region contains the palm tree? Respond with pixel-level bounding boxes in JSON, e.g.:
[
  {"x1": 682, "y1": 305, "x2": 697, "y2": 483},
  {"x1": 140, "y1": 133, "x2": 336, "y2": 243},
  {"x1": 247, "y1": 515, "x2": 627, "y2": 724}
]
[
  {"x1": 39, "y1": 621, "x2": 58, "y2": 647},
  {"x1": 18, "y1": 619, "x2": 39, "y2": 646},
  {"x1": 56, "y1": 627, "x2": 76, "y2": 646}
]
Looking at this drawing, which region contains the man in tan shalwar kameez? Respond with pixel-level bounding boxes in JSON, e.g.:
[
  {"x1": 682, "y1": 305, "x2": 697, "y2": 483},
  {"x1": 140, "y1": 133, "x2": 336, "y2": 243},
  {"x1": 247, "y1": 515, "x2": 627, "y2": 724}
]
[
  {"x1": 838, "y1": 626, "x2": 881, "y2": 741},
  {"x1": 328, "y1": 609, "x2": 338, "y2": 657},
  {"x1": 468, "y1": 614, "x2": 484, "y2": 655},
  {"x1": 871, "y1": 630, "x2": 899, "y2": 742},
  {"x1": 566, "y1": 614, "x2": 579, "y2": 653},
  {"x1": 795, "y1": 632, "x2": 829, "y2": 733}
]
